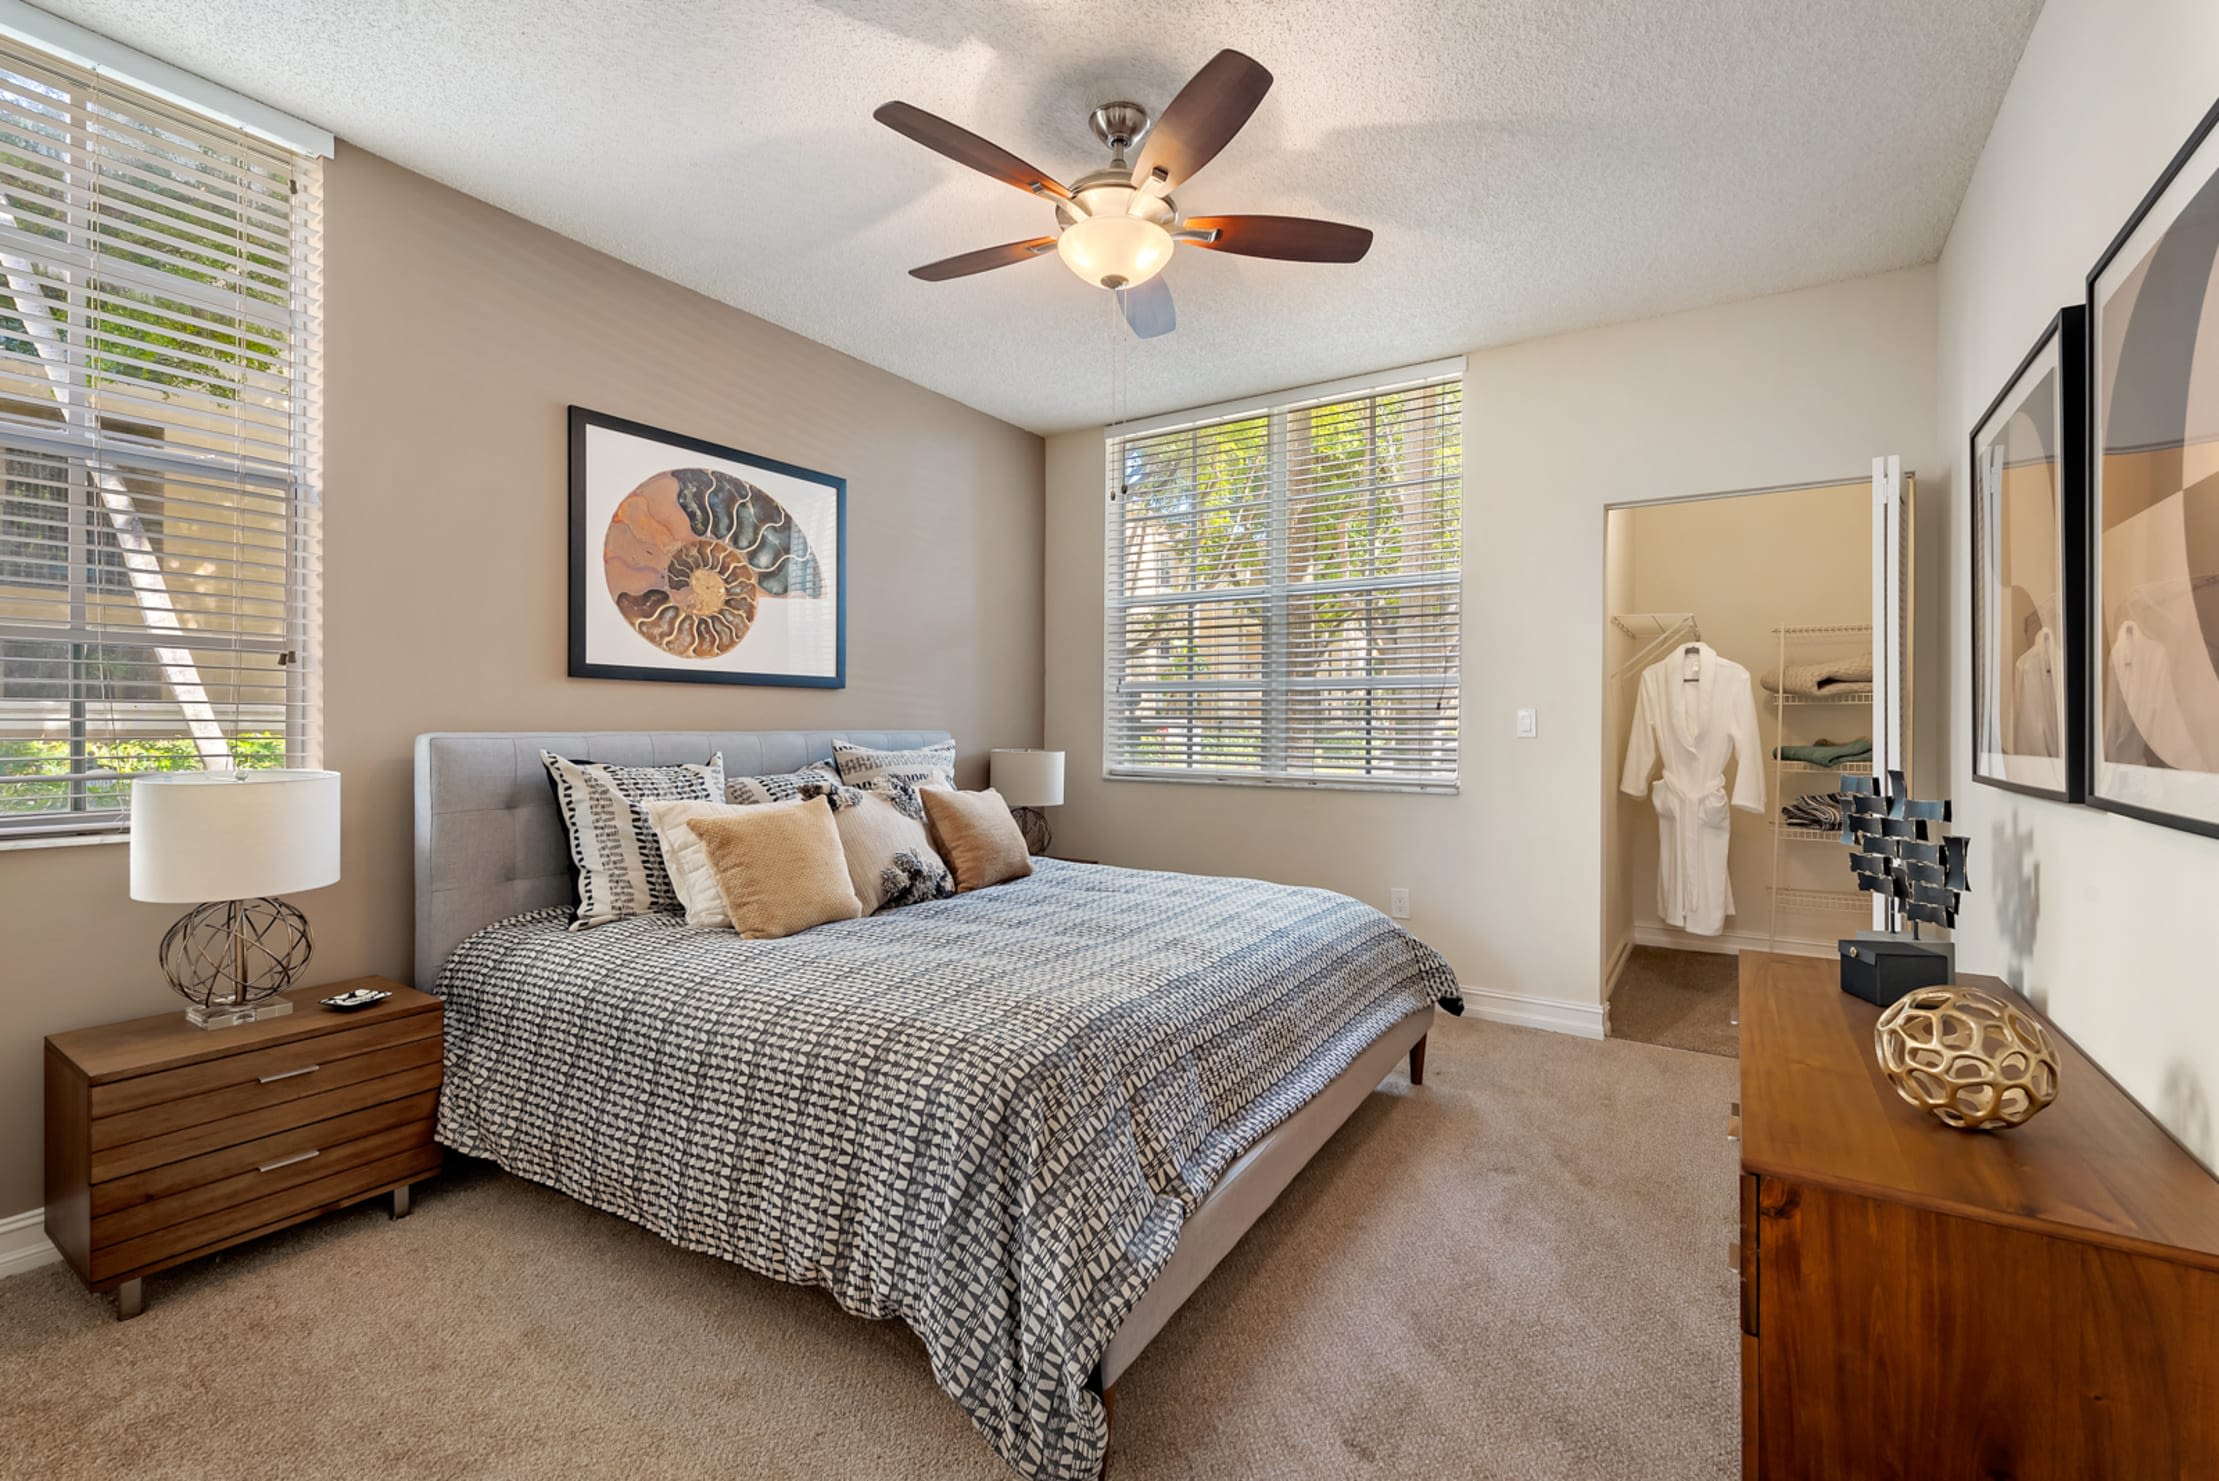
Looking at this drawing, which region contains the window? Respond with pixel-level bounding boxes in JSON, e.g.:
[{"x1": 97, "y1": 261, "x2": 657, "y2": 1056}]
[
  {"x1": 1105, "y1": 362, "x2": 1462, "y2": 791},
  {"x1": 0, "y1": 38, "x2": 323, "y2": 841}
]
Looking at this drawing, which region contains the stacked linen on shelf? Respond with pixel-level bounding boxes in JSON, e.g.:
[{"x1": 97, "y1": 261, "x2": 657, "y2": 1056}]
[
  {"x1": 1773, "y1": 738, "x2": 1872, "y2": 766},
  {"x1": 1760, "y1": 654, "x2": 1874, "y2": 697},
  {"x1": 1780, "y1": 791, "x2": 1856, "y2": 832}
]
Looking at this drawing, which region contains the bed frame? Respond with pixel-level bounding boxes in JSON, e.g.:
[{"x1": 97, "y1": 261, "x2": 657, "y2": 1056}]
[{"x1": 413, "y1": 729, "x2": 1431, "y2": 1410}]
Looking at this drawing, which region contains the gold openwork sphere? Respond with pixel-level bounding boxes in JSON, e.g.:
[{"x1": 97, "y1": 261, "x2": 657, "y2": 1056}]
[
  {"x1": 158, "y1": 896, "x2": 314, "y2": 1009},
  {"x1": 1874, "y1": 984, "x2": 2059, "y2": 1130}
]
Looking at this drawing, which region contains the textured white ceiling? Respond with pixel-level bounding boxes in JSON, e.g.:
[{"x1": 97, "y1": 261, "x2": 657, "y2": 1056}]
[{"x1": 36, "y1": 0, "x2": 2043, "y2": 433}]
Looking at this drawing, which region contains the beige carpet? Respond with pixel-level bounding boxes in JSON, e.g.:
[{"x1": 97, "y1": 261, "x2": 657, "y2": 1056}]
[
  {"x1": 0, "y1": 1016, "x2": 1739, "y2": 1480},
  {"x1": 1608, "y1": 947, "x2": 1742, "y2": 1058}
]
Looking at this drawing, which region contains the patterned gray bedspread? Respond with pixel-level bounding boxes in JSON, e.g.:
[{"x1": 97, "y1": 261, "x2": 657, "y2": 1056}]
[{"x1": 433, "y1": 860, "x2": 1461, "y2": 1479}]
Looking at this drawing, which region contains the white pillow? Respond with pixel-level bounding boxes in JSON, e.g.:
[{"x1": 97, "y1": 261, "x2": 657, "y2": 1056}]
[{"x1": 641, "y1": 797, "x2": 763, "y2": 929}]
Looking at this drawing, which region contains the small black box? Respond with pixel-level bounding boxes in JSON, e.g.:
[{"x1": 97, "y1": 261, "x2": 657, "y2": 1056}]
[{"x1": 1838, "y1": 939, "x2": 1952, "y2": 1007}]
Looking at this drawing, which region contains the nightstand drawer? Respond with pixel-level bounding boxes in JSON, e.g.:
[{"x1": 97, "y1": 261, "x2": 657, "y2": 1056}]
[
  {"x1": 92, "y1": 1088, "x2": 440, "y2": 1217},
  {"x1": 92, "y1": 1059, "x2": 443, "y2": 1183},
  {"x1": 91, "y1": 1142, "x2": 441, "y2": 1283},
  {"x1": 89, "y1": 1011, "x2": 441, "y2": 1119},
  {"x1": 90, "y1": 1035, "x2": 444, "y2": 1157},
  {"x1": 93, "y1": 1116, "x2": 436, "y2": 1247}
]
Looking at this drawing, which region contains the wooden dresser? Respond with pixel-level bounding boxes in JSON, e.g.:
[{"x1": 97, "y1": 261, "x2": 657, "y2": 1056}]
[
  {"x1": 1736, "y1": 950, "x2": 2219, "y2": 1478},
  {"x1": 45, "y1": 978, "x2": 442, "y2": 1318}
]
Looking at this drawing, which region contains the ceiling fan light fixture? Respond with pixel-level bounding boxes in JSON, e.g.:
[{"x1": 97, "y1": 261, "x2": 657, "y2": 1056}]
[{"x1": 1056, "y1": 213, "x2": 1173, "y2": 290}]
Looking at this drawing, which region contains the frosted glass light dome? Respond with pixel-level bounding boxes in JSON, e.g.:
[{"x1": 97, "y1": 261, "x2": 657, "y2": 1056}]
[{"x1": 1056, "y1": 213, "x2": 1173, "y2": 289}]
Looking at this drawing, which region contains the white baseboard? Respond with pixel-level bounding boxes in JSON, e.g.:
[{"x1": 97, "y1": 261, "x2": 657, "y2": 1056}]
[
  {"x1": 1458, "y1": 985, "x2": 1609, "y2": 1041},
  {"x1": 1631, "y1": 923, "x2": 1834, "y2": 959},
  {"x1": 0, "y1": 1207, "x2": 60, "y2": 1281},
  {"x1": 1602, "y1": 935, "x2": 1633, "y2": 1002}
]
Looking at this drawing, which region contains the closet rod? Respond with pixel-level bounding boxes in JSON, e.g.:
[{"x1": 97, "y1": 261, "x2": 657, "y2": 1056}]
[{"x1": 1611, "y1": 612, "x2": 1700, "y2": 681}]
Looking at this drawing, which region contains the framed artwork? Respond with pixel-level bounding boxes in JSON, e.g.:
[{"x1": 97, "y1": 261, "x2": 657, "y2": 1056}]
[
  {"x1": 568, "y1": 407, "x2": 845, "y2": 689},
  {"x1": 2086, "y1": 94, "x2": 2219, "y2": 836},
  {"x1": 1970, "y1": 306, "x2": 2085, "y2": 802}
]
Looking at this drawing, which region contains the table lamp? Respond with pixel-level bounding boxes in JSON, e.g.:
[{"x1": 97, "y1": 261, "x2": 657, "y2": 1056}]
[
  {"x1": 129, "y1": 769, "x2": 341, "y2": 1029},
  {"x1": 989, "y1": 749, "x2": 1064, "y2": 855}
]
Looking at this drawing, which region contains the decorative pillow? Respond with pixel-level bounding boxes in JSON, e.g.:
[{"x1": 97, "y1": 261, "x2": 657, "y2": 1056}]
[
  {"x1": 725, "y1": 762, "x2": 840, "y2": 806},
  {"x1": 831, "y1": 738, "x2": 956, "y2": 792},
  {"x1": 640, "y1": 797, "x2": 763, "y2": 930},
  {"x1": 919, "y1": 786, "x2": 1034, "y2": 894},
  {"x1": 687, "y1": 797, "x2": 864, "y2": 940},
  {"x1": 541, "y1": 751, "x2": 724, "y2": 929},
  {"x1": 816, "y1": 779, "x2": 955, "y2": 913}
]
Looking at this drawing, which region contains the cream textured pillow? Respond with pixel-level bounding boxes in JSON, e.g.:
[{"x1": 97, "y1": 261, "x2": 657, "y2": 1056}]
[
  {"x1": 920, "y1": 787, "x2": 1034, "y2": 894},
  {"x1": 825, "y1": 781, "x2": 955, "y2": 912},
  {"x1": 687, "y1": 798, "x2": 864, "y2": 940},
  {"x1": 640, "y1": 797, "x2": 764, "y2": 929}
]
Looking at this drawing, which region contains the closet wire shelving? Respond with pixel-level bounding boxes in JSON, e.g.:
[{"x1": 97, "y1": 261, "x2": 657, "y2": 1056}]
[{"x1": 1765, "y1": 622, "x2": 1874, "y2": 944}]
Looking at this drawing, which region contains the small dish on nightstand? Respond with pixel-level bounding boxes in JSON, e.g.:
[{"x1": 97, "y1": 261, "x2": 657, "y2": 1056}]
[{"x1": 319, "y1": 987, "x2": 392, "y2": 1012}]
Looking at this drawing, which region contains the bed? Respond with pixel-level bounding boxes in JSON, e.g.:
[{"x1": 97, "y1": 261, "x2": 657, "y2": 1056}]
[{"x1": 414, "y1": 729, "x2": 1460, "y2": 1479}]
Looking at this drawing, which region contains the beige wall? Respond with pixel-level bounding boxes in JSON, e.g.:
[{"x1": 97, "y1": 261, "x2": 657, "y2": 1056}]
[
  {"x1": 1940, "y1": 0, "x2": 2219, "y2": 1170},
  {"x1": 0, "y1": 145, "x2": 1045, "y2": 1219},
  {"x1": 1614, "y1": 482, "x2": 1874, "y2": 955},
  {"x1": 1047, "y1": 266, "x2": 1940, "y2": 1029}
]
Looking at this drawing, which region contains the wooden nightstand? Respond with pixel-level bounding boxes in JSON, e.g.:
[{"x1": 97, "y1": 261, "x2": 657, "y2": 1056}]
[{"x1": 44, "y1": 977, "x2": 442, "y2": 1319}]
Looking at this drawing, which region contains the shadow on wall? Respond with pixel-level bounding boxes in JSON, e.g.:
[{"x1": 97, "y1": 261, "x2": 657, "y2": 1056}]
[
  {"x1": 1987, "y1": 809, "x2": 2041, "y2": 1003},
  {"x1": 2162, "y1": 1062, "x2": 2215, "y2": 1170}
]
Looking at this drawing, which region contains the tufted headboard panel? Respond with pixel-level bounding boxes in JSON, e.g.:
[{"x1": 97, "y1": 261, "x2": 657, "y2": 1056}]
[{"x1": 412, "y1": 729, "x2": 953, "y2": 989}]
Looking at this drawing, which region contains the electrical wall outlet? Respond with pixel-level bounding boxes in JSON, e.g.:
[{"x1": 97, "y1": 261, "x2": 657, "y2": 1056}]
[
  {"x1": 1516, "y1": 706, "x2": 1538, "y2": 738},
  {"x1": 1389, "y1": 887, "x2": 1411, "y2": 919}
]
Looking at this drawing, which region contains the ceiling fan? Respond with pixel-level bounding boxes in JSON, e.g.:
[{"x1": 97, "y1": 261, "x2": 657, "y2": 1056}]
[{"x1": 874, "y1": 49, "x2": 1372, "y2": 339}]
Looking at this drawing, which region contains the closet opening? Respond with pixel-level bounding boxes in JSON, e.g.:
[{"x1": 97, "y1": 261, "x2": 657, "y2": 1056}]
[{"x1": 1602, "y1": 475, "x2": 1896, "y2": 1057}]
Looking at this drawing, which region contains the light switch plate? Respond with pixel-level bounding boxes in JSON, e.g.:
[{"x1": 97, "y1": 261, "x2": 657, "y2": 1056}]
[{"x1": 1516, "y1": 706, "x2": 1538, "y2": 738}]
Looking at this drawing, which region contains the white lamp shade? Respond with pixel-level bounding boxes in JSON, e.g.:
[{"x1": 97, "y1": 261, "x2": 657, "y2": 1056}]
[
  {"x1": 129, "y1": 769, "x2": 341, "y2": 904},
  {"x1": 989, "y1": 749, "x2": 1065, "y2": 808}
]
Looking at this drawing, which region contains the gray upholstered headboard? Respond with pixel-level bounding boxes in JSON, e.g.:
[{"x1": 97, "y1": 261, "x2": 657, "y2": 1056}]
[{"x1": 412, "y1": 729, "x2": 953, "y2": 990}]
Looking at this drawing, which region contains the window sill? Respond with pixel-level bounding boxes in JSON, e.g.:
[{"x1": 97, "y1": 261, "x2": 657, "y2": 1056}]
[{"x1": 0, "y1": 830, "x2": 128, "y2": 853}]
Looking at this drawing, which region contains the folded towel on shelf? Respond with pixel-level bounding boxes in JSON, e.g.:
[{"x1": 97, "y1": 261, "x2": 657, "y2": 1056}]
[
  {"x1": 1781, "y1": 792, "x2": 1855, "y2": 831},
  {"x1": 1760, "y1": 655, "x2": 1875, "y2": 697},
  {"x1": 1773, "y1": 738, "x2": 1872, "y2": 765}
]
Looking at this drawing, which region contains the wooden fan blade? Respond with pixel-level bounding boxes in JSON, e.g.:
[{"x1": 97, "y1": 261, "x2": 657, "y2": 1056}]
[
  {"x1": 1130, "y1": 50, "x2": 1273, "y2": 190},
  {"x1": 874, "y1": 101, "x2": 1071, "y2": 200},
  {"x1": 1183, "y1": 215, "x2": 1373, "y2": 263},
  {"x1": 908, "y1": 238, "x2": 1057, "y2": 282},
  {"x1": 1117, "y1": 277, "x2": 1176, "y2": 339}
]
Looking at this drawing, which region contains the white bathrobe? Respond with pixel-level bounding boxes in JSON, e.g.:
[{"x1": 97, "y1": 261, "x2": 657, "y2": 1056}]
[{"x1": 1621, "y1": 643, "x2": 1766, "y2": 936}]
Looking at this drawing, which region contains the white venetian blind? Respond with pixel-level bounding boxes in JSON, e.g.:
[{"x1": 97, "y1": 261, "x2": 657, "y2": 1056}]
[
  {"x1": 1105, "y1": 363, "x2": 1462, "y2": 791},
  {"x1": 0, "y1": 37, "x2": 322, "y2": 841}
]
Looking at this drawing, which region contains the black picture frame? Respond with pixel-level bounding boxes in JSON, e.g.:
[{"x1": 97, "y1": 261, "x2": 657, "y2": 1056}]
[
  {"x1": 567, "y1": 406, "x2": 847, "y2": 690},
  {"x1": 2083, "y1": 92, "x2": 2219, "y2": 839},
  {"x1": 1968, "y1": 306, "x2": 2087, "y2": 803}
]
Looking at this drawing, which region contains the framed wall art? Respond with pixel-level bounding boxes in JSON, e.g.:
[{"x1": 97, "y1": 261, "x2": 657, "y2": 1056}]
[
  {"x1": 1970, "y1": 306, "x2": 2085, "y2": 802},
  {"x1": 568, "y1": 407, "x2": 845, "y2": 689},
  {"x1": 2086, "y1": 94, "x2": 2219, "y2": 836}
]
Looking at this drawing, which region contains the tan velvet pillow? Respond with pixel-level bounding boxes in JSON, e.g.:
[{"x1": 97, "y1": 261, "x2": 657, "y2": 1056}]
[
  {"x1": 920, "y1": 786, "x2": 1034, "y2": 893},
  {"x1": 687, "y1": 797, "x2": 864, "y2": 940}
]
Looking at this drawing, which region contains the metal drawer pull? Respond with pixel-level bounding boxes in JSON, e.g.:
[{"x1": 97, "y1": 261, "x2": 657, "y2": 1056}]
[
  {"x1": 257, "y1": 1149, "x2": 320, "y2": 1174},
  {"x1": 258, "y1": 1063, "x2": 320, "y2": 1084}
]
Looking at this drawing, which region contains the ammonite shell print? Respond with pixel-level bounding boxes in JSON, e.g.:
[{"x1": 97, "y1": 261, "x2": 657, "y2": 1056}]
[{"x1": 602, "y1": 468, "x2": 824, "y2": 660}]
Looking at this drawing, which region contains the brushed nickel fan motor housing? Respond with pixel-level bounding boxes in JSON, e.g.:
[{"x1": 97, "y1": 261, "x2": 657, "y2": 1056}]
[{"x1": 1088, "y1": 101, "x2": 1150, "y2": 155}]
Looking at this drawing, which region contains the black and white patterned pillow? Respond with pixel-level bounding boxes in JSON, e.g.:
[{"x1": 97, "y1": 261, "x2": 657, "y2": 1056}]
[
  {"x1": 541, "y1": 751, "x2": 724, "y2": 929},
  {"x1": 724, "y1": 762, "x2": 840, "y2": 806},
  {"x1": 831, "y1": 738, "x2": 956, "y2": 791}
]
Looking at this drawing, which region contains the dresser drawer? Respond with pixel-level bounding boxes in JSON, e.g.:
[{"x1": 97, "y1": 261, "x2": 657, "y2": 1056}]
[
  {"x1": 88, "y1": 1010, "x2": 441, "y2": 1119},
  {"x1": 91, "y1": 1034, "x2": 443, "y2": 1158},
  {"x1": 91, "y1": 1059, "x2": 443, "y2": 1183},
  {"x1": 91, "y1": 1142, "x2": 441, "y2": 1284},
  {"x1": 92, "y1": 1088, "x2": 440, "y2": 1218}
]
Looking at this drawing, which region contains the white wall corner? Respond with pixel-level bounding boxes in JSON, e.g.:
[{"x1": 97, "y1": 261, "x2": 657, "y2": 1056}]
[
  {"x1": 0, "y1": 1207, "x2": 60, "y2": 1281},
  {"x1": 1457, "y1": 984, "x2": 1610, "y2": 1041},
  {"x1": 1603, "y1": 934, "x2": 1633, "y2": 1002}
]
